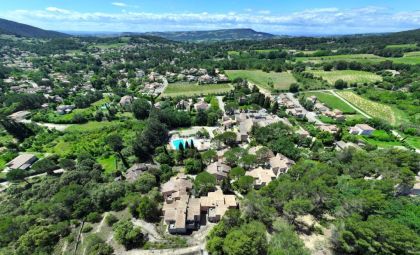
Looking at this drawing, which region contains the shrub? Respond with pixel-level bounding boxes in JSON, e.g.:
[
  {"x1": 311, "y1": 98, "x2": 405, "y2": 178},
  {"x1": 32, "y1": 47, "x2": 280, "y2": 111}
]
[
  {"x1": 82, "y1": 224, "x2": 93, "y2": 233},
  {"x1": 86, "y1": 212, "x2": 102, "y2": 223},
  {"x1": 105, "y1": 213, "x2": 118, "y2": 227}
]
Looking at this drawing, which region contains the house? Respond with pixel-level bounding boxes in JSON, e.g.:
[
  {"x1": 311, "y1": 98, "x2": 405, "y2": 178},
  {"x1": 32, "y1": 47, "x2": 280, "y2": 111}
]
[
  {"x1": 125, "y1": 163, "x2": 158, "y2": 182},
  {"x1": 161, "y1": 174, "x2": 193, "y2": 202},
  {"x1": 7, "y1": 154, "x2": 38, "y2": 170},
  {"x1": 318, "y1": 124, "x2": 339, "y2": 134},
  {"x1": 286, "y1": 108, "x2": 305, "y2": 118},
  {"x1": 194, "y1": 100, "x2": 209, "y2": 111},
  {"x1": 349, "y1": 124, "x2": 376, "y2": 136},
  {"x1": 206, "y1": 162, "x2": 231, "y2": 180},
  {"x1": 246, "y1": 167, "x2": 276, "y2": 188},
  {"x1": 119, "y1": 95, "x2": 134, "y2": 107},
  {"x1": 269, "y1": 153, "x2": 295, "y2": 175},
  {"x1": 176, "y1": 99, "x2": 193, "y2": 111},
  {"x1": 200, "y1": 189, "x2": 238, "y2": 222},
  {"x1": 56, "y1": 105, "x2": 75, "y2": 115},
  {"x1": 314, "y1": 103, "x2": 329, "y2": 112},
  {"x1": 335, "y1": 141, "x2": 359, "y2": 151}
]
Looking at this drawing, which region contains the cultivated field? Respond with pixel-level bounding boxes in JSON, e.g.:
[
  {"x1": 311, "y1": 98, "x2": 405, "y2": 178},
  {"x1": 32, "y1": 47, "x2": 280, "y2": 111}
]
[
  {"x1": 304, "y1": 91, "x2": 356, "y2": 114},
  {"x1": 225, "y1": 70, "x2": 296, "y2": 91},
  {"x1": 336, "y1": 91, "x2": 396, "y2": 125},
  {"x1": 385, "y1": 43, "x2": 417, "y2": 49},
  {"x1": 296, "y1": 54, "x2": 384, "y2": 64},
  {"x1": 309, "y1": 70, "x2": 382, "y2": 84},
  {"x1": 296, "y1": 53, "x2": 420, "y2": 65},
  {"x1": 162, "y1": 82, "x2": 233, "y2": 97}
]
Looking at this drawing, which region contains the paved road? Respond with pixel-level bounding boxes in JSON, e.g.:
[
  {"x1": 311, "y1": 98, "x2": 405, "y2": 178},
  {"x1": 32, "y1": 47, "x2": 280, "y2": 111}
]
[
  {"x1": 285, "y1": 93, "x2": 323, "y2": 125},
  {"x1": 216, "y1": 96, "x2": 225, "y2": 114}
]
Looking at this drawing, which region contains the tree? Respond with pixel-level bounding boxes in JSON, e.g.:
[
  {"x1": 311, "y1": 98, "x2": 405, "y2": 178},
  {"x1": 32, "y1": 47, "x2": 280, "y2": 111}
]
[
  {"x1": 184, "y1": 158, "x2": 203, "y2": 174},
  {"x1": 334, "y1": 79, "x2": 347, "y2": 89},
  {"x1": 31, "y1": 158, "x2": 58, "y2": 174},
  {"x1": 215, "y1": 131, "x2": 238, "y2": 148},
  {"x1": 133, "y1": 117, "x2": 169, "y2": 161},
  {"x1": 268, "y1": 218, "x2": 310, "y2": 255},
  {"x1": 137, "y1": 196, "x2": 160, "y2": 222},
  {"x1": 233, "y1": 176, "x2": 254, "y2": 194},
  {"x1": 132, "y1": 173, "x2": 157, "y2": 194},
  {"x1": 334, "y1": 216, "x2": 420, "y2": 255},
  {"x1": 195, "y1": 109, "x2": 208, "y2": 126},
  {"x1": 283, "y1": 198, "x2": 314, "y2": 222},
  {"x1": 201, "y1": 149, "x2": 217, "y2": 164},
  {"x1": 289, "y1": 83, "x2": 299, "y2": 93},
  {"x1": 85, "y1": 234, "x2": 114, "y2": 255},
  {"x1": 194, "y1": 172, "x2": 216, "y2": 196},
  {"x1": 113, "y1": 220, "x2": 145, "y2": 249},
  {"x1": 132, "y1": 98, "x2": 151, "y2": 120},
  {"x1": 106, "y1": 134, "x2": 128, "y2": 168},
  {"x1": 6, "y1": 169, "x2": 30, "y2": 185},
  {"x1": 242, "y1": 191, "x2": 276, "y2": 226},
  {"x1": 223, "y1": 221, "x2": 268, "y2": 255},
  {"x1": 229, "y1": 167, "x2": 245, "y2": 180}
]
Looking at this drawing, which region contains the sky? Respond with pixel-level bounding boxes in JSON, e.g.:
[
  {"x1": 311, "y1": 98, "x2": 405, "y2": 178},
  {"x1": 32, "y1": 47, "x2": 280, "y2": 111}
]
[{"x1": 0, "y1": 0, "x2": 419, "y2": 35}]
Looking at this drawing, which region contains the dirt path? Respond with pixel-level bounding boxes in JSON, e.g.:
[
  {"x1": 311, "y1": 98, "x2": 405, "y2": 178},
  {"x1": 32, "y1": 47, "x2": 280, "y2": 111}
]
[{"x1": 329, "y1": 90, "x2": 371, "y2": 118}]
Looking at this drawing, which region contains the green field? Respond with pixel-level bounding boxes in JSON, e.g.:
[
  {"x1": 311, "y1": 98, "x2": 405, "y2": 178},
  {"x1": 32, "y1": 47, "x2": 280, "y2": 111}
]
[
  {"x1": 225, "y1": 70, "x2": 296, "y2": 91},
  {"x1": 98, "y1": 155, "x2": 117, "y2": 174},
  {"x1": 385, "y1": 43, "x2": 417, "y2": 49},
  {"x1": 304, "y1": 91, "x2": 356, "y2": 114},
  {"x1": 337, "y1": 91, "x2": 397, "y2": 125},
  {"x1": 162, "y1": 82, "x2": 233, "y2": 97},
  {"x1": 309, "y1": 70, "x2": 382, "y2": 84},
  {"x1": 296, "y1": 53, "x2": 420, "y2": 65},
  {"x1": 296, "y1": 54, "x2": 384, "y2": 64}
]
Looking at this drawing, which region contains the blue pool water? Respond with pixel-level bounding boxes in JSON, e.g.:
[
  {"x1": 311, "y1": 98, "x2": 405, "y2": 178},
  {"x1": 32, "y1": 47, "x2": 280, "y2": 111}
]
[{"x1": 171, "y1": 139, "x2": 193, "y2": 150}]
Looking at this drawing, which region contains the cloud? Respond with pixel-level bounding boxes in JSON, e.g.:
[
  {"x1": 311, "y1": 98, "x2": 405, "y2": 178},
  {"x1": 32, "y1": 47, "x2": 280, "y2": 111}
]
[
  {"x1": 45, "y1": 7, "x2": 71, "y2": 14},
  {"x1": 112, "y1": 2, "x2": 127, "y2": 7},
  {"x1": 1, "y1": 6, "x2": 420, "y2": 35},
  {"x1": 258, "y1": 10, "x2": 271, "y2": 15}
]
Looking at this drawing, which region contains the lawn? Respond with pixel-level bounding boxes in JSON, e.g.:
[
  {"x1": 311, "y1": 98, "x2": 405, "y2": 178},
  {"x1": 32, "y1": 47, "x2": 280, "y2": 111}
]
[
  {"x1": 337, "y1": 91, "x2": 397, "y2": 125},
  {"x1": 309, "y1": 70, "x2": 382, "y2": 85},
  {"x1": 225, "y1": 70, "x2": 296, "y2": 91},
  {"x1": 162, "y1": 82, "x2": 233, "y2": 97},
  {"x1": 304, "y1": 91, "x2": 356, "y2": 114},
  {"x1": 98, "y1": 155, "x2": 117, "y2": 174}
]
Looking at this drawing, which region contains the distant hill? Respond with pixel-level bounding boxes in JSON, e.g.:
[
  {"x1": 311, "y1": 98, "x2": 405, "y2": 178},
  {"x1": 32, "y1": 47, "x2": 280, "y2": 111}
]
[
  {"x1": 143, "y1": 28, "x2": 276, "y2": 42},
  {"x1": 0, "y1": 18, "x2": 69, "y2": 38}
]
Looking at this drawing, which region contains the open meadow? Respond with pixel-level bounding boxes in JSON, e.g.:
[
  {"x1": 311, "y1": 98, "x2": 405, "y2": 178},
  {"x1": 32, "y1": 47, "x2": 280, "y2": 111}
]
[
  {"x1": 309, "y1": 70, "x2": 382, "y2": 84},
  {"x1": 225, "y1": 70, "x2": 296, "y2": 91},
  {"x1": 162, "y1": 82, "x2": 233, "y2": 97}
]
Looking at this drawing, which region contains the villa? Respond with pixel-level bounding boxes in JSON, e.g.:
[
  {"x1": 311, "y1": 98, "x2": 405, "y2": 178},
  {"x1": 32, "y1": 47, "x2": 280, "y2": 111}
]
[
  {"x1": 7, "y1": 154, "x2": 38, "y2": 170},
  {"x1": 349, "y1": 124, "x2": 376, "y2": 136},
  {"x1": 246, "y1": 167, "x2": 276, "y2": 188},
  {"x1": 269, "y1": 153, "x2": 295, "y2": 175},
  {"x1": 206, "y1": 161, "x2": 231, "y2": 180}
]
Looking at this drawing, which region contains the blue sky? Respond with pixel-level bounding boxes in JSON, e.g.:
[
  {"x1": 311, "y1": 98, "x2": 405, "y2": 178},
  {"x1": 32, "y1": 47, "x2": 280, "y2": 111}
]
[{"x1": 1, "y1": 0, "x2": 419, "y2": 35}]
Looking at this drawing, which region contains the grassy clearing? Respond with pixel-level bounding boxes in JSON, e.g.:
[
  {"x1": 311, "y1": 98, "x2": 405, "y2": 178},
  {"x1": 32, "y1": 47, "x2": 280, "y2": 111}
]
[
  {"x1": 304, "y1": 91, "x2": 356, "y2": 114},
  {"x1": 337, "y1": 91, "x2": 396, "y2": 125},
  {"x1": 404, "y1": 136, "x2": 420, "y2": 149},
  {"x1": 162, "y1": 82, "x2": 233, "y2": 97},
  {"x1": 225, "y1": 70, "x2": 296, "y2": 91},
  {"x1": 309, "y1": 70, "x2": 382, "y2": 84},
  {"x1": 385, "y1": 43, "x2": 417, "y2": 49},
  {"x1": 98, "y1": 155, "x2": 117, "y2": 174}
]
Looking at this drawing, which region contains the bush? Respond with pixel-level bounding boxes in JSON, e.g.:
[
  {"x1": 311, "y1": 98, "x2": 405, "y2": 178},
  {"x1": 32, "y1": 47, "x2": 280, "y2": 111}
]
[
  {"x1": 82, "y1": 224, "x2": 93, "y2": 233},
  {"x1": 86, "y1": 212, "x2": 102, "y2": 223},
  {"x1": 113, "y1": 220, "x2": 145, "y2": 249},
  {"x1": 105, "y1": 213, "x2": 118, "y2": 227}
]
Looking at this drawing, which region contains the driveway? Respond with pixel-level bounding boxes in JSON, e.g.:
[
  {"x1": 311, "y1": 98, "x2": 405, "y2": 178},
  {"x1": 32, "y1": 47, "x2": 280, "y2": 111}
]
[{"x1": 216, "y1": 96, "x2": 225, "y2": 114}]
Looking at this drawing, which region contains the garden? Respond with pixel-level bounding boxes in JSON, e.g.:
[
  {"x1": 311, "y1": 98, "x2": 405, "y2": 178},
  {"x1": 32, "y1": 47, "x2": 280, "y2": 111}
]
[{"x1": 225, "y1": 70, "x2": 297, "y2": 91}]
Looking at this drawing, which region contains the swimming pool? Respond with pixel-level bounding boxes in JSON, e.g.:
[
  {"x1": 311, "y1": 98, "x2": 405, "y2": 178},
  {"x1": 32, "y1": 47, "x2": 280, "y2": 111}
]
[{"x1": 171, "y1": 138, "x2": 194, "y2": 150}]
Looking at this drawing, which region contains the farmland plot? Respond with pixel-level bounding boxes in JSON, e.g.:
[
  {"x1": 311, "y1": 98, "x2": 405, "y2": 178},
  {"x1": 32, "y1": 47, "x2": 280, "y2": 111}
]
[{"x1": 309, "y1": 70, "x2": 382, "y2": 84}]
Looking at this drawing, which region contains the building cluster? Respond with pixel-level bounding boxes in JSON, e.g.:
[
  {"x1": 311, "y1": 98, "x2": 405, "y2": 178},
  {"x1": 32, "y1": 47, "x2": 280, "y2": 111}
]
[{"x1": 161, "y1": 174, "x2": 238, "y2": 234}]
